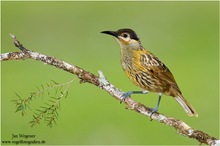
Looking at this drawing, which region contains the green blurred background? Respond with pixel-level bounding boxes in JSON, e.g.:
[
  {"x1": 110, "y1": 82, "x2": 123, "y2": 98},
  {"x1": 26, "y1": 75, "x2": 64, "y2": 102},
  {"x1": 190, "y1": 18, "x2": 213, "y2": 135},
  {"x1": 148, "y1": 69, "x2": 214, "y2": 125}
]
[{"x1": 1, "y1": 1, "x2": 219, "y2": 145}]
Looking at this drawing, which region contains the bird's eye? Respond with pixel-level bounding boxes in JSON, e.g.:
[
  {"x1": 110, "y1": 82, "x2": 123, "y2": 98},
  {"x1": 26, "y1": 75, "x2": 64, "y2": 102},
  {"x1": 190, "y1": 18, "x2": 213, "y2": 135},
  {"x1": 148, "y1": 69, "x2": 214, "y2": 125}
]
[{"x1": 122, "y1": 33, "x2": 128, "y2": 38}]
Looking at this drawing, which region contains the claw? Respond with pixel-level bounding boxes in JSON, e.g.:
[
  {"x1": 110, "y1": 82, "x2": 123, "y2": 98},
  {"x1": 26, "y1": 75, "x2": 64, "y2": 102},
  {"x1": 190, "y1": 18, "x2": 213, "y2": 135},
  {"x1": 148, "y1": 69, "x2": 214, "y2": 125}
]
[
  {"x1": 149, "y1": 108, "x2": 158, "y2": 121},
  {"x1": 121, "y1": 91, "x2": 132, "y2": 99},
  {"x1": 120, "y1": 91, "x2": 132, "y2": 103}
]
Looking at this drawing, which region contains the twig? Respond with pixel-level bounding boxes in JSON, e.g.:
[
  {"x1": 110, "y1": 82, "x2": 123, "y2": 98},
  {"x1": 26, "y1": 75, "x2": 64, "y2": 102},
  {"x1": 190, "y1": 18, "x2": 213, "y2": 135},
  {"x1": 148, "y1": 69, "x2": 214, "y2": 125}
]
[{"x1": 1, "y1": 34, "x2": 219, "y2": 145}]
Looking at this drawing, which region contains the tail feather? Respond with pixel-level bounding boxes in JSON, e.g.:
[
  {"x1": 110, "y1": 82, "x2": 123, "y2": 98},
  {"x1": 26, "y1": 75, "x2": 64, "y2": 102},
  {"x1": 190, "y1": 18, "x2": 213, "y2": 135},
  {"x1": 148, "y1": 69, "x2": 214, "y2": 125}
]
[{"x1": 174, "y1": 94, "x2": 198, "y2": 117}]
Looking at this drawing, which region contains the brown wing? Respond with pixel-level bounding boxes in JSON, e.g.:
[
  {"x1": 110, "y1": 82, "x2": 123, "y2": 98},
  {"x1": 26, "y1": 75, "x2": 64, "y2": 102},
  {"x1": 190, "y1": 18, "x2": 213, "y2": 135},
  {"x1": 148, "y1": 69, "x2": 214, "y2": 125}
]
[{"x1": 140, "y1": 51, "x2": 180, "y2": 90}]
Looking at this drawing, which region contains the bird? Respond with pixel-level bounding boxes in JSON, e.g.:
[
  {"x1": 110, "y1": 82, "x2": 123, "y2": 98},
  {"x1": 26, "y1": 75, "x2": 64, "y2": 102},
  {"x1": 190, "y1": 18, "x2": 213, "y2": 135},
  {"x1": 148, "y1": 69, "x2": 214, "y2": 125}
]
[{"x1": 101, "y1": 28, "x2": 198, "y2": 117}]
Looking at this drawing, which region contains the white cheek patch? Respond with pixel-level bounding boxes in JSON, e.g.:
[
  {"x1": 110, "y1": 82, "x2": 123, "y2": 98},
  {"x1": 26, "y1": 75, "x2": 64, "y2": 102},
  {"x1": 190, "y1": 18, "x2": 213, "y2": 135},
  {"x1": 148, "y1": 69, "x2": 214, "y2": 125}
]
[
  {"x1": 124, "y1": 37, "x2": 130, "y2": 42},
  {"x1": 118, "y1": 36, "x2": 130, "y2": 43},
  {"x1": 129, "y1": 40, "x2": 139, "y2": 49}
]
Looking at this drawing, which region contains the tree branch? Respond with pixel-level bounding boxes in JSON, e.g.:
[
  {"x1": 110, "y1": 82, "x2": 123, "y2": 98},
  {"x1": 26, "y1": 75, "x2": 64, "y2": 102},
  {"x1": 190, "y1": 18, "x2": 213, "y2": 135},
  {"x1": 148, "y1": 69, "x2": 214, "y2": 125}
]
[{"x1": 1, "y1": 34, "x2": 219, "y2": 145}]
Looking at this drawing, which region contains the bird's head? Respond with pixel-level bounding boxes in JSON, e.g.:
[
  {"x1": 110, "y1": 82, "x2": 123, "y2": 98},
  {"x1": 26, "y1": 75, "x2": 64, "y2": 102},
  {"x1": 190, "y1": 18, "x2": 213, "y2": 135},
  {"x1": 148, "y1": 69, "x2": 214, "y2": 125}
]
[{"x1": 101, "y1": 28, "x2": 142, "y2": 50}]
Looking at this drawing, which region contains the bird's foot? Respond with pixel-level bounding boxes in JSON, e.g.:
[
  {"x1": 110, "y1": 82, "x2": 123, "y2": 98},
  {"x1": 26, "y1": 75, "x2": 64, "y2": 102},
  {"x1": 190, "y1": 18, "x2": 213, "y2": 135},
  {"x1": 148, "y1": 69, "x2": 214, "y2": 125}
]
[
  {"x1": 120, "y1": 91, "x2": 132, "y2": 103},
  {"x1": 149, "y1": 107, "x2": 158, "y2": 121}
]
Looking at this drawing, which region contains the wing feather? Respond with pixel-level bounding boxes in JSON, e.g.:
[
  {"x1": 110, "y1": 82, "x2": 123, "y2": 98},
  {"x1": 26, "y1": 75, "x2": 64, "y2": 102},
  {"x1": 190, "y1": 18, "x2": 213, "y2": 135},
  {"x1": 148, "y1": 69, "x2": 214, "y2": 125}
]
[{"x1": 140, "y1": 51, "x2": 179, "y2": 90}]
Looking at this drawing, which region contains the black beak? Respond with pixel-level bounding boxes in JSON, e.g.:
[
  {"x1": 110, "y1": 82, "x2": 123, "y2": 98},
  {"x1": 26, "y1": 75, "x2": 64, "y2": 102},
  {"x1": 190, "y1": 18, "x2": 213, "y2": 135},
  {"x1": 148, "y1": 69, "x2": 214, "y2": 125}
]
[{"x1": 101, "y1": 31, "x2": 118, "y2": 38}]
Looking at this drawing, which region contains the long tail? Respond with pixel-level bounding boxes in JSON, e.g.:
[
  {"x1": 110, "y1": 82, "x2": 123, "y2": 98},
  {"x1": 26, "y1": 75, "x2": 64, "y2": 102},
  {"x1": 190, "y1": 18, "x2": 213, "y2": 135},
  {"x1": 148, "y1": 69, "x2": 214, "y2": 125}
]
[{"x1": 174, "y1": 94, "x2": 198, "y2": 117}]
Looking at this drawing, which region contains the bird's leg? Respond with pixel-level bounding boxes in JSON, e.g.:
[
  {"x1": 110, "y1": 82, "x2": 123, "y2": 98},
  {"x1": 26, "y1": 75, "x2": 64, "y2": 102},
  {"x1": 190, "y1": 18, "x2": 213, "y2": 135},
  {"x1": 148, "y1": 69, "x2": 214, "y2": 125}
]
[
  {"x1": 150, "y1": 93, "x2": 162, "y2": 119},
  {"x1": 120, "y1": 90, "x2": 148, "y2": 103}
]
